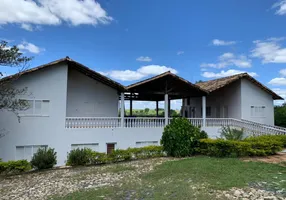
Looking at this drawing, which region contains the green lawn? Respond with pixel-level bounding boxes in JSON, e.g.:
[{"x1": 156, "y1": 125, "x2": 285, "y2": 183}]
[{"x1": 51, "y1": 157, "x2": 286, "y2": 200}]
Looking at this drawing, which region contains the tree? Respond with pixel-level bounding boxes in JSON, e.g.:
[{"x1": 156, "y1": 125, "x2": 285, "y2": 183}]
[
  {"x1": 274, "y1": 104, "x2": 286, "y2": 127},
  {"x1": 144, "y1": 108, "x2": 150, "y2": 113},
  {"x1": 0, "y1": 40, "x2": 32, "y2": 137}
]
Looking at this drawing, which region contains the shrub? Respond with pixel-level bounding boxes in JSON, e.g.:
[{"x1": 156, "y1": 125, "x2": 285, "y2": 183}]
[
  {"x1": 30, "y1": 148, "x2": 57, "y2": 170},
  {"x1": 244, "y1": 135, "x2": 286, "y2": 148},
  {"x1": 161, "y1": 118, "x2": 203, "y2": 157},
  {"x1": 66, "y1": 148, "x2": 93, "y2": 166},
  {"x1": 199, "y1": 135, "x2": 283, "y2": 157},
  {"x1": 199, "y1": 130, "x2": 208, "y2": 139},
  {"x1": 0, "y1": 160, "x2": 31, "y2": 175},
  {"x1": 66, "y1": 146, "x2": 164, "y2": 166},
  {"x1": 220, "y1": 126, "x2": 244, "y2": 141}
]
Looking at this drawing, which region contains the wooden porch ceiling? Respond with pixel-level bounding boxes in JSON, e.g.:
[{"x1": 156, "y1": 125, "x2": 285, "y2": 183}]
[{"x1": 123, "y1": 71, "x2": 208, "y2": 101}]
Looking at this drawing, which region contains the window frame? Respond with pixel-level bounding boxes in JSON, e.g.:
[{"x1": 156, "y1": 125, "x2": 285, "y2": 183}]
[
  {"x1": 71, "y1": 143, "x2": 99, "y2": 151},
  {"x1": 250, "y1": 106, "x2": 266, "y2": 118},
  {"x1": 15, "y1": 145, "x2": 48, "y2": 160},
  {"x1": 18, "y1": 99, "x2": 50, "y2": 117},
  {"x1": 135, "y1": 141, "x2": 158, "y2": 147}
]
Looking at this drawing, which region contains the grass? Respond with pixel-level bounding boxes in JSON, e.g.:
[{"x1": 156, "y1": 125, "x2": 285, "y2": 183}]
[{"x1": 51, "y1": 157, "x2": 286, "y2": 200}]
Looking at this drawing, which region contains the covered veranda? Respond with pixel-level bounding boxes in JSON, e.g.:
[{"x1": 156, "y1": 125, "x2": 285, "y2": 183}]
[{"x1": 119, "y1": 71, "x2": 208, "y2": 127}]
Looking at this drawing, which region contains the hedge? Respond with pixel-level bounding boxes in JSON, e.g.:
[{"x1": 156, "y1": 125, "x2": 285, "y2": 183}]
[
  {"x1": 198, "y1": 135, "x2": 284, "y2": 157},
  {"x1": 0, "y1": 160, "x2": 31, "y2": 175},
  {"x1": 66, "y1": 145, "x2": 164, "y2": 166}
]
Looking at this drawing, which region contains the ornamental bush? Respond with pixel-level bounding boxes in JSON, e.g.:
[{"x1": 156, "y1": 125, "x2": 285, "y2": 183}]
[
  {"x1": 66, "y1": 148, "x2": 93, "y2": 166},
  {"x1": 30, "y1": 148, "x2": 57, "y2": 170},
  {"x1": 161, "y1": 118, "x2": 207, "y2": 157},
  {"x1": 198, "y1": 135, "x2": 284, "y2": 157},
  {"x1": 0, "y1": 160, "x2": 31, "y2": 175},
  {"x1": 66, "y1": 146, "x2": 164, "y2": 166},
  {"x1": 220, "y1": 126, "x2": 244, "y2": 141}
]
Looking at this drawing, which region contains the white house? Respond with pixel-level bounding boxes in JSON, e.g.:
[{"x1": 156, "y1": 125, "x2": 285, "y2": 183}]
[
  {"x1": 181, "y1": 73, "x2": 282, "y2": 126},
  {"x1": 0, "y1": 57, "x2": 285, "y2": 165}
]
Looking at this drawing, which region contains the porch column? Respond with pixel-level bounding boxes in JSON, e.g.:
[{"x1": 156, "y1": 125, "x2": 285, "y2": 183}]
[
  {"x1": 130, "y1": 98, "x2": 133, "y2": 116},
  {"x1": 121, "y1": 92, "x2": 125, "y2": 128},
  {"x1": 202, "y1": 96, "x2": 206, "y2": 127},
  {"x1": 164, "y1": 94, "x2": 169, "y2": 126},
  {"x1": 156, "y1": 100, "x2": 159, "y2": 117}
]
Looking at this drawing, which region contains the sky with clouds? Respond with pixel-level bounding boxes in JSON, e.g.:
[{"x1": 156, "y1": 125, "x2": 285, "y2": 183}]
[{"x1": 1, "y1": 0, "x2": 286, "y2": 109}]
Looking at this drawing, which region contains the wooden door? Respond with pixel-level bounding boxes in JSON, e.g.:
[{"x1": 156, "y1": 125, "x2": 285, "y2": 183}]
[{"x1": 107, "y1": 143, "x2": 115, "y2": 154}]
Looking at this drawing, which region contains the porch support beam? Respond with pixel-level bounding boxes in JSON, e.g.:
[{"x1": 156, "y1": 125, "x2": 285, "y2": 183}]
[
  {"x1": 202, "y1": 96, "x2": 206, "y2": 127},
  {"x1": 164, "y1": 94, "x2": 169, "y2": 126},
  {"x1": 130, "y1": 95, "x2": 133, "y2": 116},
  {"x1": 156, "y1": 100, "x2": 159, "y2": 117},
  {"x1": 120, "y1": 92, "x2": 125, "y2": 128}
]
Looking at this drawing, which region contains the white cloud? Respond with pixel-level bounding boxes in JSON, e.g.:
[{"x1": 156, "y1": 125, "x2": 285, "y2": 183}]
[
  {"x1": 0, "y1": 0, "x2": 112, "y2": 30},
  {"x1": 21, "y1": 23, "x2": 33, "y2": 31},
  {"x1": 17, "y1": 41, "x2": 45, "y2": 54},
  {"x1": 136, "y1": 56, "x2": 152, "y2": 62},
  {"x1": 177, "y1": 51, "x2": 184, "y2": 55},
  {"x1": 201, "y1": 52, "x2": 252, "y2": 68},
  {"x1": 272, "y1": 88, "x2": 286, "y2": 105},
  {"x1": 212, "y1": 39, "x2": 237, "y2": 46},
  {"x1": 280, "y1": 69, "x2": 286, "y2": 77},
  {"x1": 137, "y1": 65, "x2": 178, "y2": 75},
  {"x1": 201, "y1": 69, "x2": 257, "y2": 78},
  {"x1": 273, "y1": 0, "x2": 286, "y2": 15},
  {"x1": 102, "y1": 65, "x2": 178, "y2": 81},
  {"x1": 268, "y1": 77, "x2": 286, "y2": 86},
  {"x1": 251, "y1": 37, "x2": 286, "y2": 63}
]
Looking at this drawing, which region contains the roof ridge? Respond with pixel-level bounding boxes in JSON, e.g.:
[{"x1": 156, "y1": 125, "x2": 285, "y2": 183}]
[{"x1": 197, "y1": 72, "x2": 248, "y2": 84}]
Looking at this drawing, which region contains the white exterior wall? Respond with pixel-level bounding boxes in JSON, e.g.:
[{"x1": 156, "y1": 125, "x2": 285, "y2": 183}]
[
  {"x1": 241, "y1": 79, "x2": 274, "y2": 125},
  {"x1": 0, "y1": 64, "x2": 68, "y2": 164},
  {"x1": 66, "y1": 68, "x2": 119, "y2": 117},
  {"x1": 183, "y1": 80, "x2": 241, "y2": 119},
  {"x1": 0, "y1": 65, "x2": 164, "y2": 166}
]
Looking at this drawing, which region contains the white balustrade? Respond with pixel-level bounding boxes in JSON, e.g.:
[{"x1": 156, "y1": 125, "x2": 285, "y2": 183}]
[
  {"x1": 125, "y1": 117, "x2": 165, "y2": 128},
  {"x1": 65, "y1": 117, "x2": 121, "y2": 128},
  {"x1": 65, "y1": 117, "x2": 286, "y2": 135}
]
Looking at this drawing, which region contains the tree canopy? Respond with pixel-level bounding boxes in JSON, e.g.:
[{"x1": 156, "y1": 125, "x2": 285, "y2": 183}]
[
  {"x1": 274, "y1": 104, "x2": 286, "y2": 127},
  {"x1": 0, "y1": 40, "x2": 32, "y2": 116}
]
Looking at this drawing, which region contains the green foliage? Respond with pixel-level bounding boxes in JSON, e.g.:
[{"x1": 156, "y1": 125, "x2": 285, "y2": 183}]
[
  {"x1": 125, "y1": 108, "x2": 180, "y2": 117},
  {"x1": 199, "y1": 135, "x2": 284, "y2": 157},
  {"x1": 220, "y1": 126, "x2": 244, "y2": 140},
  {"x1": 244, "y1": 135, "x2": 286, "y2": 148},
  {"x1": 274, "y1": 104, "x2": 286, "y2": 127},
  {"x1": 161, "y1": 118, "x2": 206, "y2": 157},
  {"x1": 66, "y1": 146, "x2": 164, "y2": 166},
  {"x1": 0, "y1": 160, "x2": 31, "y2": 175},
  {"x1": 199, "y1": 130, "x2": 208, "y2": 139},
  {"x1": 30, "y1": 148, "x2": 57, "y2": 170},
  {"x1": 66, "y1": 148, "x2": 93, "y2": 166}
]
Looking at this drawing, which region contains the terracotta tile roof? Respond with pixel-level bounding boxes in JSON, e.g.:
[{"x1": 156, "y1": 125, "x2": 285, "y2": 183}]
[
  {"x1": 196, "y1": 73, "x2": 283, "y2": 100},
  {"x1": 1, "y1": 57, "x2": 125, "y2": 92}
]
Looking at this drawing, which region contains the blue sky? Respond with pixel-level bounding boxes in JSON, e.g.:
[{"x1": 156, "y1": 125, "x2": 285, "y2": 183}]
[{"x1": 1, "y1": 0, "x2": 286, "y2": 109}]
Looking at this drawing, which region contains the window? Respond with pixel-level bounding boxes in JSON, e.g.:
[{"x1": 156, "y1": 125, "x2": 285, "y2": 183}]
[
  {"x1": 20, "y1": 99, "x2": 50, "y2": 116},
  {"x1": 251, "y1": 106, "x2": 265, "y2": 117},
  {"x1": 16, "y1": 145, "x2": 48, "y2": 161},
  {"x1": 136, "y1": 141, "x2": 158, "y2": 148},
  {"x1": 71, "y1": 143, "x2": 99, "y2": 151}
]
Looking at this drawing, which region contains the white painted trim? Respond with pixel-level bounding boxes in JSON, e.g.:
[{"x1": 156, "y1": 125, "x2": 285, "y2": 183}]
[{"x1": 164, "y1": 94, "x2": 168, "y2": 126}]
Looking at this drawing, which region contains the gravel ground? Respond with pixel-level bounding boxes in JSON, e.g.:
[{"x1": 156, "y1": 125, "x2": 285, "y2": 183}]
[
  {"x1": 0, "y1": 158, "x2": 172, "y2": 200},
  {"x1": 0, "y1": 157, "x2": 285, "y2": 200}
]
